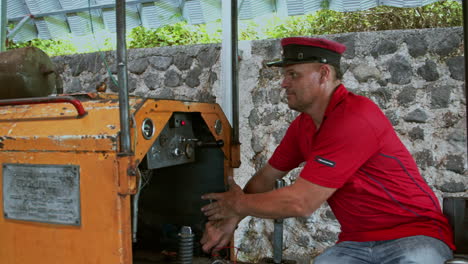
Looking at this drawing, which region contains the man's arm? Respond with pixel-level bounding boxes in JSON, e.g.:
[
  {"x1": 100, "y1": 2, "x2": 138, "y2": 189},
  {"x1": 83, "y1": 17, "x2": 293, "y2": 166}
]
[
  {"x1": 202, "y1": 175, "x2": 336, "y2": 220},
  {"x1": 240, "y1": 177, "x2": 335, "y2": 219},
  {"x1": 244, "y1": 163, "x2": 289, "y2": 194}
]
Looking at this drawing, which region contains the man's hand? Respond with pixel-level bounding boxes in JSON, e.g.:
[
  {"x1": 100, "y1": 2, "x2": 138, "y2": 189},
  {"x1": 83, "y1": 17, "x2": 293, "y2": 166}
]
[
  {"x1": 201, "y1": 177, "x2": 245, "y2": 220},
  {"x1": 201, "y1": 217, "x2": 240, "y2": 254}
]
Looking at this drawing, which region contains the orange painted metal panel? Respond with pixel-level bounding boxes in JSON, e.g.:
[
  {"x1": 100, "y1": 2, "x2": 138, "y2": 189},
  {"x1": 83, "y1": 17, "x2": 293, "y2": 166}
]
[
  {"x1": 131, "y1": 99, "x2": 234, "y2": 163},
  {"x1": 0, "y1": 95, "x2": 143, "y2": 152},
  {"x1": 0, "y1": 152, "x2": 132, "y2": 264},
  {"x1": 0, "y1": 94, "x2": 239, "y2": 264}
]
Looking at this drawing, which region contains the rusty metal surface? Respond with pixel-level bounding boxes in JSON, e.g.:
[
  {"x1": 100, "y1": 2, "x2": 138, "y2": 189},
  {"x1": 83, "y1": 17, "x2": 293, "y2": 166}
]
[{"x1": 0, "y1": 47, "x2": 61, "y2": 99}]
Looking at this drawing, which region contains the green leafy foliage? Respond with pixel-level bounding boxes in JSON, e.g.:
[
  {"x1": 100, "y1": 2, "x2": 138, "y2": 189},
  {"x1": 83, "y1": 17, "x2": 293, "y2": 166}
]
[
  {"x1": 128, "y1": 22, "x2": 221, "y2": 49},
  {"x1": 264, "y1": 0, "x2": 462, "y2": 38},
  {"x1": 5, "y1": 0, "x2": 462, "y2": 55},
  {"x1": 7, "y1": 38, "x2": 77, "y2": 56}
]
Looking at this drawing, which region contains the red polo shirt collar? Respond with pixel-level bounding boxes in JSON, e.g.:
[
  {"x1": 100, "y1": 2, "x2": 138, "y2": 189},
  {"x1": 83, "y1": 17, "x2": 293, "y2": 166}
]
[{"x1": 324, "y1": 84, "x2": 348, "y2": 118}]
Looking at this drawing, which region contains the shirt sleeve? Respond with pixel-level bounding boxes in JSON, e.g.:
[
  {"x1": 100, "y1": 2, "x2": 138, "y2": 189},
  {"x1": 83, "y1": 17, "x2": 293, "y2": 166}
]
[
  {"x1": 300, "y1": 110, "x2": 381, "y2": 188},
  {"x1": 268, "y1": 117, "x2": 305, "y2": 172}
]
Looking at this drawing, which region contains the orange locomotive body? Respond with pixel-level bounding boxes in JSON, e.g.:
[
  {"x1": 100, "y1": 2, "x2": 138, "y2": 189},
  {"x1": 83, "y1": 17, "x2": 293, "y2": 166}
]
[{"x1": 0, "y1": 93, "x2": 239, "y2": 264}]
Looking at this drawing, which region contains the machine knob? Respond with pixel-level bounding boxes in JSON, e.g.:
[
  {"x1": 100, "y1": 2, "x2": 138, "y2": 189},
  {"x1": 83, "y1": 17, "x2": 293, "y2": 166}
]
[{"x1": 172, "y1": 148, "x2": 184, "y2": 157}]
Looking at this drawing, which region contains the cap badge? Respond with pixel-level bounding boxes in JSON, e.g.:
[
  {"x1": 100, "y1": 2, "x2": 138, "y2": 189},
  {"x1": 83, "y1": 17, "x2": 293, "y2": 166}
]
[{"x1": 298, "y1": 52, "x2": 304, "y2": 59}]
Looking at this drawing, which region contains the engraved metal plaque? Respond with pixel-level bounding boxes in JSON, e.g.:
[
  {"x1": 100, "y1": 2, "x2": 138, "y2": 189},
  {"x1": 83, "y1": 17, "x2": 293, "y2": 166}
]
[{"x1": 3, "y1": 163, "x2": 81, "y2": 225}]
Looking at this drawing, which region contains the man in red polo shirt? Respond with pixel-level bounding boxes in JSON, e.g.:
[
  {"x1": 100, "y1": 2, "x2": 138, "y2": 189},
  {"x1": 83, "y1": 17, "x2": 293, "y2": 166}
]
[{"x1": 200, "y1": 37, "x2": 454, "y2": 263}]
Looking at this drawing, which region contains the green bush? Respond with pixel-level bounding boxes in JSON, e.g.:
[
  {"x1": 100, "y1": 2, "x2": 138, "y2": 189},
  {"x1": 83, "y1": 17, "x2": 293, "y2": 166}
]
[
  {"x1": 264, "y1": 0, "x2": 462, "y2": 38},
  {"x1": 6, "y1": 0, "x2": 462, "y2": 55},
  {"x1": 7, "y1": 38, "x2": 77, "y2": 56},
  {"x1": 128, "y1": 22, "x2": 221, "y2": 49}
]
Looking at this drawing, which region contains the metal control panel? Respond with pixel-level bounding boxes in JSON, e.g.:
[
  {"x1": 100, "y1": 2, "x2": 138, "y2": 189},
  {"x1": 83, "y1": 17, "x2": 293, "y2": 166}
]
[{"x1": 146, "y1": 113, "x2": 196, "y2": 169}]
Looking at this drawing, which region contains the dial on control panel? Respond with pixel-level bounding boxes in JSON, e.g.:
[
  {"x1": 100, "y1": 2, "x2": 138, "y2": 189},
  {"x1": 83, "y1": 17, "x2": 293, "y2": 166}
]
[{"x1": 146, "y1": 113, "x2": 196, "y2": 169}]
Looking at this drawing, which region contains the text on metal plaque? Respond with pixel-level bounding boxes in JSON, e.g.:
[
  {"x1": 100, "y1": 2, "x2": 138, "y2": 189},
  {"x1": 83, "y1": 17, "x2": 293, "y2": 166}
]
[{"x1": 2, "y1": 163, "x2": 81, "y2": 225}]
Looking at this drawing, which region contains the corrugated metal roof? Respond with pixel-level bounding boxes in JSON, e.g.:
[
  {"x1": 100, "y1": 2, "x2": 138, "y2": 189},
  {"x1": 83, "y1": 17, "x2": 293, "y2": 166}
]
[{"x1": 7, "y1": 0, "x2": 441, "y2": 42}]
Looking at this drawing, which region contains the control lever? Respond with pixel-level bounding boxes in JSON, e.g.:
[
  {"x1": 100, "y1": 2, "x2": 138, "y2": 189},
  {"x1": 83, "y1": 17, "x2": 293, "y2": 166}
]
[
  {"x1": 273, "y1": 179, "x2": 286, "y2": 264},
  {"x1": 196, "y1": 140, "x2": 224, "y2": 148},
  {"x1": 179, "y1": 137, "x2": 224, "y2": 148}
]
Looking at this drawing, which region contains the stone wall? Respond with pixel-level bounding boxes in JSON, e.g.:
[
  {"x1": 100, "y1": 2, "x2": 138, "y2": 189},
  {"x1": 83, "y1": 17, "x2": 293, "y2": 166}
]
[{"x1": 52, "y1": 27, "x2": 467, "y2": 263}]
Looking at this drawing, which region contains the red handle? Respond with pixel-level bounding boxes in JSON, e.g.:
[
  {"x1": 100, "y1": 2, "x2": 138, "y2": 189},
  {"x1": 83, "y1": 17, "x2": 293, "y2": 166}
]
[{"x1": 0, "y1": 96, "x2": 87, "y2": 118}]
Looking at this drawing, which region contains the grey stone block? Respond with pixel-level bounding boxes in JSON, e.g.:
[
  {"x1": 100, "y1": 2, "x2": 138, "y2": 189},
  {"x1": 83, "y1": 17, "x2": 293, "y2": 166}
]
[
  {"x1": 408, "y1": 126, "x2": 424, "y2": 140},
  {"x1": 149, "y1": 56, "x2": 173, "y2": 71},
  {"x1": 196, "y1": 90, "x2": 216, "y2": 102},
  {"x1": 268, "y1": 88, "x2": 282, "y2": 105},
  {"x1": 397, "y1": 86, "x2": 416, "y2": 107},
  {"x1": 442, "y1": 112, "x2": 460, "y2": 128},
  {"x1": 417, "y1": 60, "x2": 439, "y2": 82},
  {"x1": 70, "y1": 53, "x2": 102, "y2": 76},
  {"x1": 385, "y1": 110, "x2": 399, "y2": 126},
  {"x1": 252, "y1": 39, "x2": 281, "y2": 60},
  {"x1": 388, "y1": 55, "x2": 412, "y2": 85},
  {"x1": 185, "y1": 66, "x2": 202, "y2": 88},
  {"x1": 404, "y1": 109, "x2": 428, "y2": 123},
  {"x1": 352, "y1": 64, "x2": 381, "y2": 83},
  {"x1": 405, "y1": 34, "x2": 428, "y2": 58},
  {"x1": 261, "y1": 111, "x2": 280, "y2": 126},
  {"x1": 371, "y1": 88, "x2": 391, "y2": 109},
  {"x1": 153, "y1": 88, "x2": 174, "y2": 99},
  {"x1": 197, "y1": 45, "x2": 220, "y2": 68},
  {"x1": 164, "y1": 69, "x2": 182, "y2": 87},
  {"x1": 414, "y1": 149, "x2": 434, "y2": 169},
  {"x1": 174, "y1": 52, "x2": 193, "y2": 71},
  {"x1": 128, "y1": 75, "x2": 137, "y2": 93},
  {"x1": 272, "y1": 127, "x2": 287, "y2": 145},
  {"x1": 447, "y1": 129, "x2": 466, "y2": 143},
  {"x1": 248, "y1": 109, "x2": 261, "y2": 129},
  {"x1": 251, "y1": 134, "x2": 264, "y2": 153},
  {"x1": 431, "y1": 33, "x2": 461, "y2": 57},
  {"x1": 144, "y1": 74, "x2": 159, "y2": 90},
  {"x1": 446, "y1": 56, "x2": 465, "y2": 81},
  {"x1": 371, "y1": 39, "x2": 398, "y2": 57},
  {"x1": 251, "y1": 89, "x2": 266, "y2": 107},
  {"x1": 445, "y1": 154, "x2": 465, "y2": 174},
  {"x1": 439, "y1": 180, "x2": 466, "y2": 193},
  {"x1": 430, "y1": 85, "x2": 452, "y2": 109},
  {"x1": 208, "y1": 71, "x2": 217, "y2": 85},
  {"x1": 128, "y1": 58, "x2": 149, "y2": 74}
]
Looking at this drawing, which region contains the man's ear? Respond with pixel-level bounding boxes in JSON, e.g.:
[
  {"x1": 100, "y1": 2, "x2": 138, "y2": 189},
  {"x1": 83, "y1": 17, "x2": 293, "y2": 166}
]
[{"x1": 319, "y1": 64, "x2": 331, "y2": 83}]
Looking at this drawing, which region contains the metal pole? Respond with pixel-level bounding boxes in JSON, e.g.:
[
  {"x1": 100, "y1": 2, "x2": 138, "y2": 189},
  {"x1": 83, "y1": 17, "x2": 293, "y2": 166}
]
[
  {"x1": 7, "y1": 15, "x2": 33, "y2": 40},
  {"x1": 273, "y1": 179, "x2": 285, "y2": 264},
  {"x1": 231, "y1": 0, "x2": 240, "y2": 145},
  {"x1": 221, "y1": 2, "x2": 233, "y2": 125},
  {"x1": 0, "y1": 0, "x2": 7, "y2": 52},
  {"x1": 463, "y1": 0, "x2": 468, "y2": 155},
  {"x1": 116, "y1": 0, "x2": 132, "y2": 154}
]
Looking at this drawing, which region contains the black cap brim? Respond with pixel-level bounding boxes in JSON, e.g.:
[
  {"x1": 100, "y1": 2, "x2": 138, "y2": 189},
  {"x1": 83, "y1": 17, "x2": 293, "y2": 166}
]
[
  {"x1": 266, "y1": 60, "x2": 285, "y2": 67},
  {"x1": 266, "y1": 59, "x2": 328, "y2": 68}
]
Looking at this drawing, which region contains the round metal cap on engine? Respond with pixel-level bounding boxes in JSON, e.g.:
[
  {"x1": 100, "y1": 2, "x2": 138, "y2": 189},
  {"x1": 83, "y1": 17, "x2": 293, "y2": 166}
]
[{"x1": 0, "y1": 47, "x2": 62, "y2": 99}]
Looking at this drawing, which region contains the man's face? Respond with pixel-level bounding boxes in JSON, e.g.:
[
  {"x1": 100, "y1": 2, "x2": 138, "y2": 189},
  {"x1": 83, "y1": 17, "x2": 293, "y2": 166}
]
[{"x1": 281, "y1": 63, "x2": 325, "y2": 113}]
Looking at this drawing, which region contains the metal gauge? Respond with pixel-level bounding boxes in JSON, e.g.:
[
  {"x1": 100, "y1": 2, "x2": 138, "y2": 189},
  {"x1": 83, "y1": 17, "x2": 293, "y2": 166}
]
[
  {"x1": 214, "y1": 119, "x2": 222, "y2": 135},
  {"x1": 142, "y1": 118, "x2": 155, "y2": 140},
  {"x1": 185, "y1": 143, "x2": 194, "y2": 159}
]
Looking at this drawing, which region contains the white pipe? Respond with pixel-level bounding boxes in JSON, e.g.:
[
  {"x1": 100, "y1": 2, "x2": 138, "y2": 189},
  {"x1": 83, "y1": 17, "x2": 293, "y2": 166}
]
[{"x1": 221, "y1": 0, "x2": 233, "y2": 125}]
